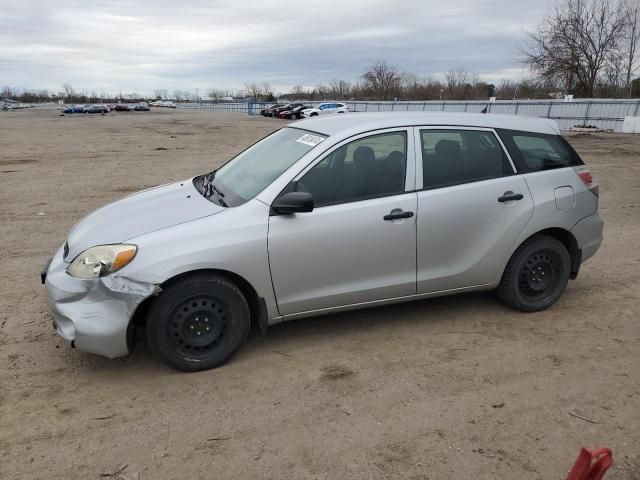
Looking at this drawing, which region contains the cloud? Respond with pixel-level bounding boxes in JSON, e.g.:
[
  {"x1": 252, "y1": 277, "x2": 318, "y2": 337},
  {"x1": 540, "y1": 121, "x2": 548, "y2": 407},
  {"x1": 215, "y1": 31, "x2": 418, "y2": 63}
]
[{"x1": 0, "y1": 0, "x2": 548, "y2": 95}]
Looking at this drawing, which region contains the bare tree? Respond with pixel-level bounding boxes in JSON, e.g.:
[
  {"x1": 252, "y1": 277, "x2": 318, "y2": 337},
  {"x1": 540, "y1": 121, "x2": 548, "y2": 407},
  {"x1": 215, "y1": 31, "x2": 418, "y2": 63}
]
[
  {"x1": 522, "y1": 0, "x2": 626, "y2": 97},
  {"x1": 361, "y1": 60, "x2": 401, "y2": 100},
  {"x1": 623, "y1": 0, "x2": 640, "y2": 96},
  {"x1": 1, "y1": 86, "x2": 16, "y2": 99},
  {"x1": 62, "y1": 83, "x2": 75, "y2": 102},
  {"x1": 312, "y1": 84, "x2": 328, "y2": 100},
  {"x1": 445, "y1": 67, "x2": 468, "y2": 96},
  {"x1": 262, "y1": 82, "x2": 274, "y2": 100},
  {"x1": 244, "y1": 82, "x2": 261, "y2": 100},
  {"x1": 153, "y1": 88, "x2": 168, "y2": 100},
  {"x1": 328, "y1": 79, "x2": 351, "y2": 99},
  {"x1": 207, "y1": 88, "x2": 223, "y2": 101}
]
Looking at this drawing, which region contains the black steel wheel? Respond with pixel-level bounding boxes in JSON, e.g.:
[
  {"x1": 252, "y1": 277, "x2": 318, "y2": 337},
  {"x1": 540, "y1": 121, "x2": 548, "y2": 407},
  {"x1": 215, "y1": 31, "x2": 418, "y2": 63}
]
[
  {"x1": 168, "y1": 295, "x2": 231, "y2": 358},
  {"x1": 517, "y1": 249, "x2": 563, "y2": 301},
  {"x1": 147, "y1": 273, "x2": 250, "y2": 371},
  {"x1": 497, "y1": 235, "x2": 571, "y2": 312}
]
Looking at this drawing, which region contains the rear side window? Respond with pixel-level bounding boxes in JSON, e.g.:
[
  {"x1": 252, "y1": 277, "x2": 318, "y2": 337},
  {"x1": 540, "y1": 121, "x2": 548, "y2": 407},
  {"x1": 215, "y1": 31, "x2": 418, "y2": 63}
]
[
  {"x1": 420, "y1": 129, "x2": 513, "y2": 189},
  {"x1": 497, "y1": 129, "x2": 583, "y2": 173}
]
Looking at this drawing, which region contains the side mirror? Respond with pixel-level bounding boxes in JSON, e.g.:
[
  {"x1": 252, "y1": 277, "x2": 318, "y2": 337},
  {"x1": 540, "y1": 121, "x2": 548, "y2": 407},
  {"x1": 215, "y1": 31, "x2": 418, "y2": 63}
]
[{"x1": 272, "y1": 192, "x2": 314, "y2": 214}]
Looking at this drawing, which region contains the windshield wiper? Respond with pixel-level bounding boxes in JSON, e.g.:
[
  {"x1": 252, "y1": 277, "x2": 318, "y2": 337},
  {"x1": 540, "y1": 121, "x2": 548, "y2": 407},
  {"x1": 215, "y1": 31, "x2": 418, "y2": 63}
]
[
  {"x1": 211, "y1": 184, "x2": 225, "y2": 198},
  {"x1": 201, "y1": 173, "x2": 228, "y2": 207}
]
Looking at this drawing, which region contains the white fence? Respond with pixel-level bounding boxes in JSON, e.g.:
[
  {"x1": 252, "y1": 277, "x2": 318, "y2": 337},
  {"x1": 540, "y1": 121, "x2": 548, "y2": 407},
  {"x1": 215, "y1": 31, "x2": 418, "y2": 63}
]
[{"x1": 176, "y1": 99, "x2": 640, "y2": 132}]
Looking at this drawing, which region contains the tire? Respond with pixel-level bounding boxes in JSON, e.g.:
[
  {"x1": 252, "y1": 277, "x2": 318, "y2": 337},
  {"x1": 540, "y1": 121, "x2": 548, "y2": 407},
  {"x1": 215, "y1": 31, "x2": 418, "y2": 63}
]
[
  {"x1": 147, "y1": 273, "x2": 251, "y2": 371},
  {"x1": 497, "y1": 235, "x2": 570, "y2": 312},
  {"x1": 310, "y1": 112, "x2": 318, "y2": 117}
]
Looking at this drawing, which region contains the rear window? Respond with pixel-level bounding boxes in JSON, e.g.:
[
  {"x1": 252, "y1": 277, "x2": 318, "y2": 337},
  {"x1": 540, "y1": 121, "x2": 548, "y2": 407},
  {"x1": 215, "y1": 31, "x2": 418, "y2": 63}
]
[{"x1": 497, "y1": 129, "x2": 583, "y2": 173}]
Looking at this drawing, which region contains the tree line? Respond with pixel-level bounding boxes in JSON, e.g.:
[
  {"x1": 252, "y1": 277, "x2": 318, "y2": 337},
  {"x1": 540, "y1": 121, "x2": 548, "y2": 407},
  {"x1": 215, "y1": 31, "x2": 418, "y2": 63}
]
[{"x1": 2, "y1": 0, "x2": 640, "y2": 104}]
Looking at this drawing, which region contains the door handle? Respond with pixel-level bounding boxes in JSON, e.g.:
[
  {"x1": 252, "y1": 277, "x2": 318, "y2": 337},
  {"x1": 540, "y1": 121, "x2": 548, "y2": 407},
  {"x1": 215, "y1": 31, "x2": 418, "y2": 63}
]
[
  {"x1": 384, "y1": 211, "x2": 414, "y2": 221},
  {"x1": 498, "y1": 192, "x2": 524, "y2": 203}
]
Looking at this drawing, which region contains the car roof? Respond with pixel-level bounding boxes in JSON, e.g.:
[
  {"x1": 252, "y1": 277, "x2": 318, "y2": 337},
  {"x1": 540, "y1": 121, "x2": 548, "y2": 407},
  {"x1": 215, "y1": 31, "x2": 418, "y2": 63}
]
[{"x1": 291, "y1": 112, "x2": 560, "y2": 137}]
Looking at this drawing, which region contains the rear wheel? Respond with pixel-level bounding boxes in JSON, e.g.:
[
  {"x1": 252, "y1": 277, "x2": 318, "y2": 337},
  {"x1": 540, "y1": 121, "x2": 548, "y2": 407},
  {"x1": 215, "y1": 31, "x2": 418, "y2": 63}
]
[
  {"x1": 310, "y1": 112, "x2": 318, "y2": 117},
  {"x1": 147, "y1": 273, "x2": 250, "y2": 371},
  {"x1": 497, "y1": 235, "x2": 570, "y2": 312}
]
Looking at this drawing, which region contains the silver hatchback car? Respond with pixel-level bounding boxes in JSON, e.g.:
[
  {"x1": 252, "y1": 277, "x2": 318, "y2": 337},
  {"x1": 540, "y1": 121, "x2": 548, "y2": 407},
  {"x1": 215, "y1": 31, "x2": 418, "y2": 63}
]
[{"x1": 42, "y1": 112, "x2": 603, "y2": 371}]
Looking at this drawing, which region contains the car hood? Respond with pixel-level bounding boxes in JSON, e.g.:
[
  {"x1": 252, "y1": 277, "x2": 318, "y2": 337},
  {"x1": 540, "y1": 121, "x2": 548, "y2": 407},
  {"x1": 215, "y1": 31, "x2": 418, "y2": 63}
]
[{"x1": 65, "y1": 180, "x2": 224, "y2": 261}]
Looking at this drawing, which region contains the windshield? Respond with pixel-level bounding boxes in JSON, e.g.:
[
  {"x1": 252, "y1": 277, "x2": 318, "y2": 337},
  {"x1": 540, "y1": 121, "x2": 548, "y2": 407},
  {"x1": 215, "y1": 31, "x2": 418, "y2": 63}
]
[{"x1": 193, "y1": 127, "x2": 327, "y2": 207}]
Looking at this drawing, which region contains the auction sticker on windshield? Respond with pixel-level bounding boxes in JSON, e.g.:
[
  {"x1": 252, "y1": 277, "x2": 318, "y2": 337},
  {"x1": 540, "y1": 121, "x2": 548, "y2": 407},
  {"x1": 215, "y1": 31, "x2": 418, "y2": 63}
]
[{"x1": 296, "y1": 133, "x2": 325, "y2": 147}]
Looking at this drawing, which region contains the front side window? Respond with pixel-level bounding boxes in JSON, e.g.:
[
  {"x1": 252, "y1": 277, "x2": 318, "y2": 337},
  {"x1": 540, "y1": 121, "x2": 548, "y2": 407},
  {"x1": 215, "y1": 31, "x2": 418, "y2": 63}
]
[
  {"x1": 295, "y1": 131, "x2": 407, "y2": 207},
  {"x1": 193, "y1": 128, "x2": 326, "y2": 207},
  {"x1": 421, "y1": 129, "x2": 512, "y2": 189},
  {"x1": 496, "y1": 129, "x2": 583, "y2": 173}
]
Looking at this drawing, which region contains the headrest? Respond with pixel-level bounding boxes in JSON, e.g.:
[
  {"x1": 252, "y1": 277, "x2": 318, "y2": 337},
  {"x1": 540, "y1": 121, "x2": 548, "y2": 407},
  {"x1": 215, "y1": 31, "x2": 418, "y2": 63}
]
[
  {"x1": 353, "y1": 146, "x2": 375, "y2": 168},
  {"x1": 435, "y1": 139, "x2": 461, "y2": 157}
]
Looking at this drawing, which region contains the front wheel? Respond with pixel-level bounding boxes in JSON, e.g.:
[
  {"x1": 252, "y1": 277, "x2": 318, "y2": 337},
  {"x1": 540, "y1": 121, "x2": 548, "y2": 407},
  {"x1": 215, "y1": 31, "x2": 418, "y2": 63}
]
[
  {"x1": 147, "y1": 273, "x2": 251, "y2": 371},
  {"x1": 497, "y1": 235, "x2": 570, "y2": 312}
]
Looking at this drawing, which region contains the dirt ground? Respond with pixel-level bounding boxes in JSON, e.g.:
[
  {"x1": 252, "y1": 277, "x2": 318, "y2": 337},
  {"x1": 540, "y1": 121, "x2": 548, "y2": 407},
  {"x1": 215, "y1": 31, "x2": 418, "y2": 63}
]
[{"x1": 0, "y1": 108, "x2": 638, "y2": 480}]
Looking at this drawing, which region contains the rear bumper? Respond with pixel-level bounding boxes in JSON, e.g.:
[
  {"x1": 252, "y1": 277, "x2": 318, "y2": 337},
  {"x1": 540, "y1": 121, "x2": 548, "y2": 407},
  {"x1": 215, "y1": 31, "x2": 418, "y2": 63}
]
[
  {"x1": 571, "y1": 212, "x2": 604, "y2": 264},
  {"x1": 43, "y1": 245, "x2": 158, "y2": 359}
]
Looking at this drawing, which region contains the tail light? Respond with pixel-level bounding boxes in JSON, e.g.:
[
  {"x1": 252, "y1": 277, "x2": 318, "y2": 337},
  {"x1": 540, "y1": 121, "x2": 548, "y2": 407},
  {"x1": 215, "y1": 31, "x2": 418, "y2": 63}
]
[{"x1": 574, "y1": 166, "x2": 598, "y2": 196}]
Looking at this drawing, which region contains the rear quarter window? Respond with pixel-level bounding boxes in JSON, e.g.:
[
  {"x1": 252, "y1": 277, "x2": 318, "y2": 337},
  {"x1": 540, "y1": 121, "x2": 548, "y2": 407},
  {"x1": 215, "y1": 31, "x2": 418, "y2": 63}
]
[{"x1": 497, "y1": 129, "x2": 583, "y2": 173}]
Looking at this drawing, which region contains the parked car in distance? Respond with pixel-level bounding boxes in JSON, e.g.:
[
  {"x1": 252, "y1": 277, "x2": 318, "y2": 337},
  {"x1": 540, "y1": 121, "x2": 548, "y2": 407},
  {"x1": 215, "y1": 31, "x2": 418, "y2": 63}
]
[
  {"x1": 113, "y1": 104, "x2": 132, "y2": 111},
  {"x1": 278, "y1": 105, "x2": 313, "y2": 120},
  {"x1": 86, "y1": 105, "x2": 109, "y2": 114},
  {"x1": 42, "y1": 112, "x2": 603, "y2": 372},
  {"x1": 260, "y1": 104, "x2": 284, "y2": 116},
  {"x1": 271, "y1": 103, "x2": 305, "y2": 117},
  {"x1": 72, "y1": 105, "x2": 87, "y2": 113},
  {"x1": 303, "y1": 102, "x2": 349, "y2": 117},
  {"x1": 133, "y1": 104, "x2": 150, "y2": 111},
  {"x1": 63, "y1": 106, "x2": 75, "y2": 114}
]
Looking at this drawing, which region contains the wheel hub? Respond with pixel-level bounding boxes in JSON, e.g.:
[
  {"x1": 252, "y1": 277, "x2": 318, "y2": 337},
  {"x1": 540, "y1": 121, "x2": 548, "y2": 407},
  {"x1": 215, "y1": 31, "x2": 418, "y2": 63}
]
[
  {"x1": 183, "y1": 313, "x2": 222, "y2": 347},
  {"x1": 527, "y1": 262, "x2": 553, "y2": 291}
]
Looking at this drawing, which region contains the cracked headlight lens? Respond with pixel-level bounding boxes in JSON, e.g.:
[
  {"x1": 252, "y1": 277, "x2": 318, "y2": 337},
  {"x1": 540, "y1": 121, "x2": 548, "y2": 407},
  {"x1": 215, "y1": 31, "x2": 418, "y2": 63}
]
[{"x1": 67, "y1": 245, "x2": 137, "y2": 279}]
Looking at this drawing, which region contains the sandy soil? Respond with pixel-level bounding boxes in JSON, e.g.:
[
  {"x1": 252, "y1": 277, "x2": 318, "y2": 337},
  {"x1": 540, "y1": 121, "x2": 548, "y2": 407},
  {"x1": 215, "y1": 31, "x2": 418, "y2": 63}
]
[{"x1": 0, "y1": 109, "x2": 638, "y2": 480}]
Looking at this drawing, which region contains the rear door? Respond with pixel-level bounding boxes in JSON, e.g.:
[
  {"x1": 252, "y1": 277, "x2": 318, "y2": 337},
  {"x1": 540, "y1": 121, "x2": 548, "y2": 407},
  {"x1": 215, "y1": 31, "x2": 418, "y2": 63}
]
[{"x1": 414, "y1": 127, "x2": 534, "y2": 293}]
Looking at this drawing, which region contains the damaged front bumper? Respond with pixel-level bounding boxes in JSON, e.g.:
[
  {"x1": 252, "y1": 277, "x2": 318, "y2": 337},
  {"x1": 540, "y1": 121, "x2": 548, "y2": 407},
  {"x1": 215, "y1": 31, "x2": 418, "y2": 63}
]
[{"x1": 43, "y1": 244, "x2": 159, "y2": 359}]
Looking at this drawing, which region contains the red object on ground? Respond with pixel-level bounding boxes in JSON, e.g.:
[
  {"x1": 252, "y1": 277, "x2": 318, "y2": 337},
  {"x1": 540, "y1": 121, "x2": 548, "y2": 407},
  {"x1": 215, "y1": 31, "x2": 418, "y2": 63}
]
[{"x1": 567, "y1": 448, "x2": 613, "y2": 480}]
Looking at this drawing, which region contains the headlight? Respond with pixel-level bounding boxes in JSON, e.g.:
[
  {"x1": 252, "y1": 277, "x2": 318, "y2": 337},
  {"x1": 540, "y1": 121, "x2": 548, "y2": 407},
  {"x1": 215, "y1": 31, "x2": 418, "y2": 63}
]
[{"x1": 67, "y1": 244, "x2": 137, "y2": 279}]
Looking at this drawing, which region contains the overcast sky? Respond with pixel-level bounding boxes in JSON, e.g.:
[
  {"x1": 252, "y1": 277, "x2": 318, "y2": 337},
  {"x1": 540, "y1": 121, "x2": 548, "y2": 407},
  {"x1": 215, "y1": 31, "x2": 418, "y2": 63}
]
[{"x1": 0, "y1": 0, "x2": 550, "y2": 96}]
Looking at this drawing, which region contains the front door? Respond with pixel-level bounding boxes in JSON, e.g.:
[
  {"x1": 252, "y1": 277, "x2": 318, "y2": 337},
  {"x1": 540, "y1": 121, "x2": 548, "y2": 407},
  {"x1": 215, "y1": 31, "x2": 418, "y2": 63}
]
[{"x1": 268, "y1": 129, "x2": 417, "y2": 315}]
